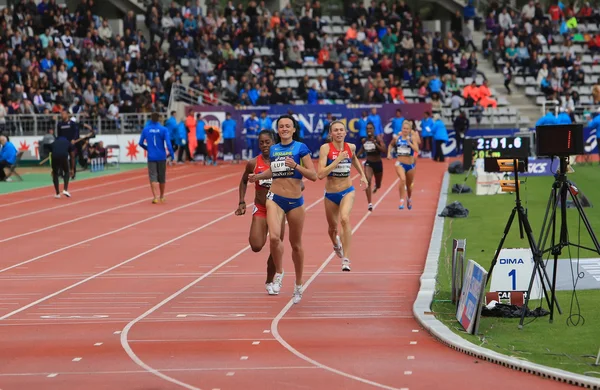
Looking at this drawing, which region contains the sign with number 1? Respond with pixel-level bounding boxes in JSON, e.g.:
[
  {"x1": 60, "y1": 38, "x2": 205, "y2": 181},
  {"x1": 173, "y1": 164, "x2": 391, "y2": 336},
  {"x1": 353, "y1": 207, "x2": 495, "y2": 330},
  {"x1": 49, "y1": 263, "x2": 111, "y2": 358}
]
[{"x1": 489, "y1": 248, "x2": 542, "y2": 300}]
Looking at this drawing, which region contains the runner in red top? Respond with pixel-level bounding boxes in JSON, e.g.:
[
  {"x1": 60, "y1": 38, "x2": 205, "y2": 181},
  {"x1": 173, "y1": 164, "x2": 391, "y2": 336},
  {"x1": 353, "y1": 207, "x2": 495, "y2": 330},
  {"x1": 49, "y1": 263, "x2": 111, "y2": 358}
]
[{"x1": 236, "y1": 130, "x2": 283, "y2": 295}]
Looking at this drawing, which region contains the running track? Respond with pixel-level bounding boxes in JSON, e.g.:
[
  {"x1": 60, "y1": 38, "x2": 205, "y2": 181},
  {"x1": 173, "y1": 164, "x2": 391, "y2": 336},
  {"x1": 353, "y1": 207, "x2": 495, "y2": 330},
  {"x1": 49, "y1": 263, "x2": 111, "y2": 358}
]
[{"x1": 0, "y1": 161, "x2": 572, "y2": 389}]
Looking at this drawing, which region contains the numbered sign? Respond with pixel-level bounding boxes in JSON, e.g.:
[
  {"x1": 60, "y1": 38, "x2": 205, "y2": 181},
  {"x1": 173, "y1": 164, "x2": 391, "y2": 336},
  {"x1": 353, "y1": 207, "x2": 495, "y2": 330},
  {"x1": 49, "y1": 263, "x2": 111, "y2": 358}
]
[
  {"x1": 489, "y1": 248, "x2": 542, "y2": 301},
  {"x1": 456, "y1": 259, "x2": 488, "y2": 335},
  {"x1": 451, "y1": 239, "x2": 467, "y2": 304}
]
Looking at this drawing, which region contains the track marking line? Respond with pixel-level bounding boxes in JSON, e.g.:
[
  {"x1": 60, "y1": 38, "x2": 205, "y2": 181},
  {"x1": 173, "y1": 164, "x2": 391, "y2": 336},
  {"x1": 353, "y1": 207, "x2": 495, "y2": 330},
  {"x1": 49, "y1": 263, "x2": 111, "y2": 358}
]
[
  {"x1": 119, "y1": 194, "x2": 327, "y2": 390},
  {"x1": 226, "y1": 372, "x2": 235, "y2": 376},
  {"x1": 72, "y1": 357, "x2": 82, "y2": 362},
  {"x1": 0, "y1": 185, "x2": 241, "y2": 276},
  {"x1": 114, "y1": 331, "x2": 122, "y2": 335},
  {"x1": 0, "y1": 195, "x2": 248, "y2": 322},
  {"x1": 262, "y1": 330, "x2": 270, "y2": 334},
  {"x1": 407, "y1": 356, "x2": 415, "y2": 360},
  {"x1": 252, "y1": 341, "x2": 260, "y2": 345},
  {"x1": 47, "y1": 373, "x2": 58, "y2": 378},
  {"x1": 404, "y1": 371, "x2": 412, "y2": 375},
  {"x1": 240, "y1": 356, "x2": 248, "y2": 360},
  {"x1": 0, "y1": 173, "x2": 238, "y2": 244},
  {"x1": 412, "y1": 330, "x2": 419, "y2": 333},
  {"x1": 271, "y1": 178, "x2": 408, "y2": 390},
  {"x1": 0, "y1": 171, "x2": 203, "y2": 224},
  {"x1": 410, "y1": 341, "x2": 417, "y2": 345}
]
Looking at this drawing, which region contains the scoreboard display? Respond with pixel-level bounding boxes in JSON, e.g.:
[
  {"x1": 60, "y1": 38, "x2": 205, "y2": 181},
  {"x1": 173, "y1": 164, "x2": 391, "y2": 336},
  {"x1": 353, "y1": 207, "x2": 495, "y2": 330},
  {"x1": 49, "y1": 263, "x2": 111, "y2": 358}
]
[{"x1": 463, "y1": 136, "x2": 531, "y2": 170}]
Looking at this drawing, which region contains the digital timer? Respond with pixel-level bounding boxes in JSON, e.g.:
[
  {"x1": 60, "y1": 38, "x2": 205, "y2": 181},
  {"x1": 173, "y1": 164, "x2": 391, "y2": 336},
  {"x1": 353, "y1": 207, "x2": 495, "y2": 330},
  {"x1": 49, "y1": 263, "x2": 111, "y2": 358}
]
[
  {"x1": 476, "y1": 136, "x2": 523, "y2": 150},
  {"x1": 463, "y1": 136, "x2": 530, "y2": 170}
]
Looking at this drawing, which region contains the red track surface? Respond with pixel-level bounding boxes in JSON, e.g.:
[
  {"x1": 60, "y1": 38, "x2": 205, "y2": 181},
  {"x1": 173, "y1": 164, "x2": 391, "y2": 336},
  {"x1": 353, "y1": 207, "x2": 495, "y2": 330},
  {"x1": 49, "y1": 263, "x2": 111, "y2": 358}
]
[{"x1": 0, "y1": 160, "x2": 574, "y2": 390}]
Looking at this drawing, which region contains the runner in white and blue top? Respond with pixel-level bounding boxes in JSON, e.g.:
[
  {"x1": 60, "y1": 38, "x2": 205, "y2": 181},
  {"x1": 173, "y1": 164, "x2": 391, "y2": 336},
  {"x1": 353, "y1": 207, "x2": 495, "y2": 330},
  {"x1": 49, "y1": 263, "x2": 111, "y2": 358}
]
[
  {"x1": 248, "y1": 115, "x2": 317, "y2": 304},
  {"x1": 317, "y1": 121, "x2": 368, "y2": 272},
  {"x1": 387, "y1": 120, "x2": 420, "y2": 210}
]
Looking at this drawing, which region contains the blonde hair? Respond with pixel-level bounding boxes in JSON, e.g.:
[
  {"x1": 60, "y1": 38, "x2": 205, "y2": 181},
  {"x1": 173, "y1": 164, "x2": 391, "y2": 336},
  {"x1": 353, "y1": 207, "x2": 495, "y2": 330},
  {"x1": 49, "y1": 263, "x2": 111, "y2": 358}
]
[{"x1": 329, "y1": 120, "x2": 346, "y2": 132}]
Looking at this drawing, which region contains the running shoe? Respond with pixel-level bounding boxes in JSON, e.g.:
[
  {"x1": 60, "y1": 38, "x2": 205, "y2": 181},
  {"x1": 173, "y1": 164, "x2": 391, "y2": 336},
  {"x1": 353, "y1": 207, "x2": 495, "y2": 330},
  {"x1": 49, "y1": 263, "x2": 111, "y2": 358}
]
[
  {"x1": 293, "y1": 284, "x2": 302, "y2": 304},
  {"x1": 54, "y1": 194, "x2": 60, "y2": 199},
  {"x1": 272, "y1": 271, "x2": 284, "y2": 294},
  {"x1": 160, "y1": 197, "x2": 166, "y2": 203},
  {"x1": 334, "y1": 235, "x2": 344, "y2": 258},
  {"x1": 63, "y1": 190, "x2": 71, "y2": 198},
  {"x1": 266, "y1": 283, "x2": 276, "y2": 295},
  {"x1": 152, "y1": 198, "x2": 159, "y2": 204},
  {"x1": 368, "y1": 203, "x2": 373, "y2": 212},
  {"x1": 407, "y1": 198, "x2": 412, "y2": 210},
  {"x1": 342, "y1": 258, "x2": 351, "y2": 271},
  {"x1": 399, "y1": 199, "x2": 405, "y2": 210},
  {"x1": 373, "y1": 186, "x2": 379, "y2": 193}
]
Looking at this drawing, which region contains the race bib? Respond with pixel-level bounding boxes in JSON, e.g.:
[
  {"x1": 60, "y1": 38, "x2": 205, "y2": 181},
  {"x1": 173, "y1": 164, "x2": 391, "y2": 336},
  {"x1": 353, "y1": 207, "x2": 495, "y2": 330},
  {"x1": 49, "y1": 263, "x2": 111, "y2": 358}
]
[
  {"x1": 252, "y1": 205, "x2": 258, "y2": 215},
  {"x1": 364, "y1": 142, "x2": 376, "y2": 152},
  {"x1": 397, "y1": 145, "x2": 411, "y2": 156},
  {"x1": 258, "y1": 178, "x2": 272, "y2": 187},
  {"x1": 331, "y1": 162, "x2": 351, "y2": 177},
  {"x1": 271, "y1": 160, "x2": 290, "y2": 172}
]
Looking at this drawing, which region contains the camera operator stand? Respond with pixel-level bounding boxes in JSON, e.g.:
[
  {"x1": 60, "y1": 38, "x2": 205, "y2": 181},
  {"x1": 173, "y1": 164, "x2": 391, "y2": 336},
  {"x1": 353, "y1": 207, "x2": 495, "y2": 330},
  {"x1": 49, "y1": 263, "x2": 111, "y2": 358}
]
[
  {"x1": 519, "y1": 156, "x2": 600, "y2": 327},
  {"x1": 486, "y1": 159, "x2": 556, "y2": 316}
]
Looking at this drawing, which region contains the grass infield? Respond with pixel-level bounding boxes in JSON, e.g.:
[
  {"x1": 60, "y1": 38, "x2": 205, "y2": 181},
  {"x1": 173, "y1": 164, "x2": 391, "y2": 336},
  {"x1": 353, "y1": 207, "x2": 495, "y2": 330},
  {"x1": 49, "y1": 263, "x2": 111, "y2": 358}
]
[{"x1": 432, "y1": 163, "x2": 600, "y2": 377}]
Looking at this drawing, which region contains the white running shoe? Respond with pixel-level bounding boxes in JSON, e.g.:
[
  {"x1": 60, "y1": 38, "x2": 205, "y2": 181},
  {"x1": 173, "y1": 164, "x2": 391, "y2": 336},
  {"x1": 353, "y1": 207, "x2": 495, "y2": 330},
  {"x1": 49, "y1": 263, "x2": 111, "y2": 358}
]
[
  {"x1": 63, "y1": 190, "x2": 71, "y2": 198},
  {"x1": 368, "y1": 203, "x2": 373, "y2": 211},
  {"x1": 342, "y1": 258, "x2": 351, "y2": 272},
  {"x1": 54, "y1": 194, "x2": 60, "y2": 199},
  {"x1": 293, "y1": 284, "x2": 302, "y2": 304},
  {"x1": 265, "y1": 283, "x2": 276, "y2": 295},
  {"x1": 334, "y1": 235, "x2": 344, "y2": 258},
  {"x1": 272, "y1": 272, "x2": 283, "y2": 294}
]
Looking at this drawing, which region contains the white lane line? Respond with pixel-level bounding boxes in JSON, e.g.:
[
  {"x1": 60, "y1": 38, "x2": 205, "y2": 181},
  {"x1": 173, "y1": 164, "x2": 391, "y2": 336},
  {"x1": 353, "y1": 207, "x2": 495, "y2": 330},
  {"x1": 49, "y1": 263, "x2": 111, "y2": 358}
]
[
  {"x1": 119, "y1": 193, "x2": 327, "y2": 390},
  {"x1": 404, "y1": 371, "x2": 412, "y2": 375},
  {"x1": 240, "y1": 356, "x2": 248, "y2": 360},
  {"x1": 72, "y1": 357, "x2": 82, "y2": 362},
  {"x1": 94, "y1": 343, "x2": 103, "y2": 346},
  {"x1": 407, "y1": 356, "x2": 415, "y2": 360},
  {"x1": 114, "y1": 331, "x2": 122, "y2": 335},
  {"x1": 0, "y1": 171, "x2": 202, "y2": 224},
  {"x1": 271, "y1": 178, "x2": 407, "y2": 390},
  {"x1": 252, "y1": 341, "x2": 260, "y2": 345},
  {"x1": 0, "y1": 173, "x2": 238, "y2": 244},
  {"x1": 0, "y1": 194, "x2": 249, "y2": 321},
  {"x1": 47, "y1": 373, "x2": 58, "y2": 378},
  {"x1": 0, "y1": 182, "x2": 241, "y2": 275},
  {"x1": 226, "y1": 372, "x2": 235, "y2": 376}
]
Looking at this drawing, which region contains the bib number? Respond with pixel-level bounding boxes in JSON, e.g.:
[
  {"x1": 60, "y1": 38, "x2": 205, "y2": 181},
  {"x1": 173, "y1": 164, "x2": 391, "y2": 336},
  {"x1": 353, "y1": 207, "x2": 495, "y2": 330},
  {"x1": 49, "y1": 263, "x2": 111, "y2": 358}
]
[
  {"x1": 266, "y1": 191, "x2": 274, "y2": 201},
  {"x1": 397, "y1": 146, "x2": 411, "y2": 156},
  {"x1": 252, "y1": 205, "x2": 258, "y2": 215},
  {"x1": 271, "y1": 160, "x2": 290, "y2": 173},
  {"x1": 258, "y1": 178, "x2": 272, "y2": 187},
  {"x1": 364, "y1": 142, "x2": 376, "y2": 152}
]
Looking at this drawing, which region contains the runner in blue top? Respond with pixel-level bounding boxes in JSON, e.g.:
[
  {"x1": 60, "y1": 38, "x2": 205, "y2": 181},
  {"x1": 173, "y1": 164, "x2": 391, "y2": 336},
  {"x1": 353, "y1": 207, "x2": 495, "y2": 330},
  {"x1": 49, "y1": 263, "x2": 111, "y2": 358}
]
[
  {"x1": 318, "y1": 121, "x2": 367, "y2": 272},
  {"x1": 139, "y1": 113, "x2": 175, "y2": 203},
  {"x1": 387, "y1": 120, "x2": 419, "y2": 210},
  {"x1": 248, "y1": 114, "x2": 317, "y2": 304}
]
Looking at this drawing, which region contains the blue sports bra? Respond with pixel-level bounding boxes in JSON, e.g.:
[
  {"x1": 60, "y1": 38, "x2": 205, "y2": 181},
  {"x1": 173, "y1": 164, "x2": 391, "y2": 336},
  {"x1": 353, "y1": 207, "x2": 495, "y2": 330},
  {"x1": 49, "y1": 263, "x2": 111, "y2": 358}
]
[
  {"x1": 396, "y1": 135, "x2": 414, "y2": 157},
  {"x1": 269, "y1": 141, "x2": 311, "y2": 180}
]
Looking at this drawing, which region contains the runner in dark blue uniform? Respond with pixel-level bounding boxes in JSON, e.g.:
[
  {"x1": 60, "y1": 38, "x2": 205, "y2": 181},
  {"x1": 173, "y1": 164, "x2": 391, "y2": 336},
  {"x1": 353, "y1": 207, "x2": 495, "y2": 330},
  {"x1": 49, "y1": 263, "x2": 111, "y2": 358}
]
[
  {"x1": 248, "y1": 115, "x2": 317, "y2": 304},
  {"x1": 50, "y1": 136, "x2": 72, "y2": 198}
]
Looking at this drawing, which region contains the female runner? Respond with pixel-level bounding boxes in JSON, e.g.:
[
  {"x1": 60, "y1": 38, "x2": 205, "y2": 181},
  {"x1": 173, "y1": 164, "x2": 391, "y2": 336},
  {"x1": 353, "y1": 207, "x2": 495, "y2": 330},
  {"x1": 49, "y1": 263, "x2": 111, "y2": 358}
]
[
  {"x1": 387, "y1": 120, "x2": 419, "y2": 210},
  {"x1": 248, "y1": 115, "x2": 317, "y2": 304},
  {"x1": 317, "y1": 121, "x2": 368, "y2": 271},
  {"x1": 356, "y1": 122, "x2": 386, "y2": 212},
  {"x1": 236, "y1": 130, "x2": 282, "y2": 295}
]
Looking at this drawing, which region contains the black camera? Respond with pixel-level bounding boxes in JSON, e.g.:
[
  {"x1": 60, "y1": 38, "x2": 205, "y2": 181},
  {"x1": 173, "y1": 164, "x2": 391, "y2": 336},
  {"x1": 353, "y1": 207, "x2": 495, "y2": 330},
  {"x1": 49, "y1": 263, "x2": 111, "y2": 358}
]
[{"x1": 535, "y1": 124, "x2": 584, "y2": 157}]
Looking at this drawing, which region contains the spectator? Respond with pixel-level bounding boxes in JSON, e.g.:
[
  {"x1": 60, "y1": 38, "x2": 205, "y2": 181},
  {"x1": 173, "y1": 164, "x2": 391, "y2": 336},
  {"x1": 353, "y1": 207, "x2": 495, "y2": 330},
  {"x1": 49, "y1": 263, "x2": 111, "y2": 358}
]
[{"x1": 0, "y1": 135, "x2": 18, "y2": 182}]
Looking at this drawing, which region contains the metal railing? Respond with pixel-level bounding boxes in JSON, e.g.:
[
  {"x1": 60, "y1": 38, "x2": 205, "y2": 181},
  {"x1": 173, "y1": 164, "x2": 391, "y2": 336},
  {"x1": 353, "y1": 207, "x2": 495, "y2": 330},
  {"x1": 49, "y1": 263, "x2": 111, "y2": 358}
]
[
  {"x1": 168, "y1": 82, "x2": 232, "y2": 111},
  {"x1": 0, "y1": 112, "x2": 166, "y2": 136}
]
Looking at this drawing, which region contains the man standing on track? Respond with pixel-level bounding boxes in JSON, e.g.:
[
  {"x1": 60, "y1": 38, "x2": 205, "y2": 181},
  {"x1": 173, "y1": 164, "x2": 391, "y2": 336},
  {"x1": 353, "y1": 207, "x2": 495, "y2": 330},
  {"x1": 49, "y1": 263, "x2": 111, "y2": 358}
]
[
  {"x1": 55, "y1": 111, "x2": 94, "y2": 179},
  {"x1": 139, "y1": 112, "x2": 175, "y2": 204},
  {"x1": 50, "y1": 136, "x2": 72, "y2": 198}
]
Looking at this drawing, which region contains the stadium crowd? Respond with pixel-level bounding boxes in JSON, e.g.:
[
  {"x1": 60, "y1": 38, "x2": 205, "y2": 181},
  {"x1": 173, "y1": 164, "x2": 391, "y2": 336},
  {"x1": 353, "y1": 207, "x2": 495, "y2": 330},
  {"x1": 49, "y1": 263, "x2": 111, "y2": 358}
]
[
  {"x1": 0, "y1": 0, "x2": 488, "y2": 125},
  {"x1": 482, "y1": 0, "x2": 600, "y2": 119}
]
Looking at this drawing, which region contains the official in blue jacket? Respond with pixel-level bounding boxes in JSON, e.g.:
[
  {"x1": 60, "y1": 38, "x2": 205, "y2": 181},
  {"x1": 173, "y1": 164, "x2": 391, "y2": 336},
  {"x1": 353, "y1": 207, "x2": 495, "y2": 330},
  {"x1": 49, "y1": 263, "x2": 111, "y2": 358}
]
[
  {"x1": 432, "y1": 114, "x2": 449, "y2": 162},
  {"x1": 0, "y1": 134, "x2": 18, "y2": 182},
  {"x1": 222, "y1": 112, "x2": 237, "y2": 160},
  {"x1": 556, "y1": 108, "x2": 572, "y2": 124},
  {"x1": 535, "y1": 112, "x2": 558, "y2": 127},
  {"x1": 139, "y1": 112, "x2": 176, "y2": 204}
]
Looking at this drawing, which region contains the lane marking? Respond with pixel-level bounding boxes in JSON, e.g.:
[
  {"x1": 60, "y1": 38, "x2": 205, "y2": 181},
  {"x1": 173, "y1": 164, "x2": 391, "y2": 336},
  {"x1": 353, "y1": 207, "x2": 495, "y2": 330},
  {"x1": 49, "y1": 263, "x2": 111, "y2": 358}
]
[
  {"x1": 0, "y1": 173, "x2": 238, "y2": 244},
  {"x1": 0, "y1": 184, "x2": 242, "y2": 276},
  {"x1": 0, "y1": 171, "x2": 202, "y2": 224},
  {"x1": 262, "y1": 330, "x2": 270, "y2": 334},
  {"x1": 404, "y1": 371, "x2": 412, "y2": 375},
  {"x1": 412, "y1": 330, "x2": 419, "y2": 333},
  {"x1": 0, "y1": 366, "x2": 317, "y2": 377},
  {"x1": 240, "y1": 356, "x2": 248, "y2": 360},
  {"x1": 72, "y1": 357, "x2": 82, "y2": 362},
  {"x1": 47, "y1": 373, "x2": 58, "y2": 378},
  {"x1": 119, "y1": 193, "x2": 327, "y2": 390},
  {"x1": 226, "y1": 372, "x2": 235, "y2": 376},
  {"x1": 176, "y1": 314, "x2": 246, "y2": 318},
  {"x1": 114, "y1": 331, "x2": 122, "y2": 335},
  {"x1": 407, "y1": 356, "x2": 415, "y2": 360},
  {"x1": 40, "y1": 315, "x2": 109, "y2": 319},
  {"x1": 252, "y1": 341, "x2": 260, "y2": 345},
  {"x1": 271, "y1": 178, "x2": 407, "y2": 390},
  {"x1": 410, "y1": 341, "x2": 417, "y2": 345},
  {"x1": 94, "y1": 343, "x2": 103, "y2": 346}
]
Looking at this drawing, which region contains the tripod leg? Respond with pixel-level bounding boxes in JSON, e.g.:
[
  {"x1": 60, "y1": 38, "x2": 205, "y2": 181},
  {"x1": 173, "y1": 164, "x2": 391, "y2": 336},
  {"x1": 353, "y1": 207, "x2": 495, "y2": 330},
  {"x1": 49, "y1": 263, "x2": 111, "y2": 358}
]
[
  {"x1": 568, "y1": 184, "x2": 600, "y2": 253},
  {"x1": 538, "y1": 187, "x2": 558, "y2": 253},
  {"x1": 486, "y1": 207, "x2": 518, "y2": 285}
]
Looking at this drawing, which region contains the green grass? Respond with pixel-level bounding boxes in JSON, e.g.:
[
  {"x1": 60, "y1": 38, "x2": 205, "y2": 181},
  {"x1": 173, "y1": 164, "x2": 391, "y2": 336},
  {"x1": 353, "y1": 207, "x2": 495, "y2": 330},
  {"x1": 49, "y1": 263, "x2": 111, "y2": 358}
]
[
  {"x1": 432, "y1": 164, "x2": 600, "y2": 377},
  {"x1": 0, "y1": 163, "x2": 146, "y2": 195}
]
